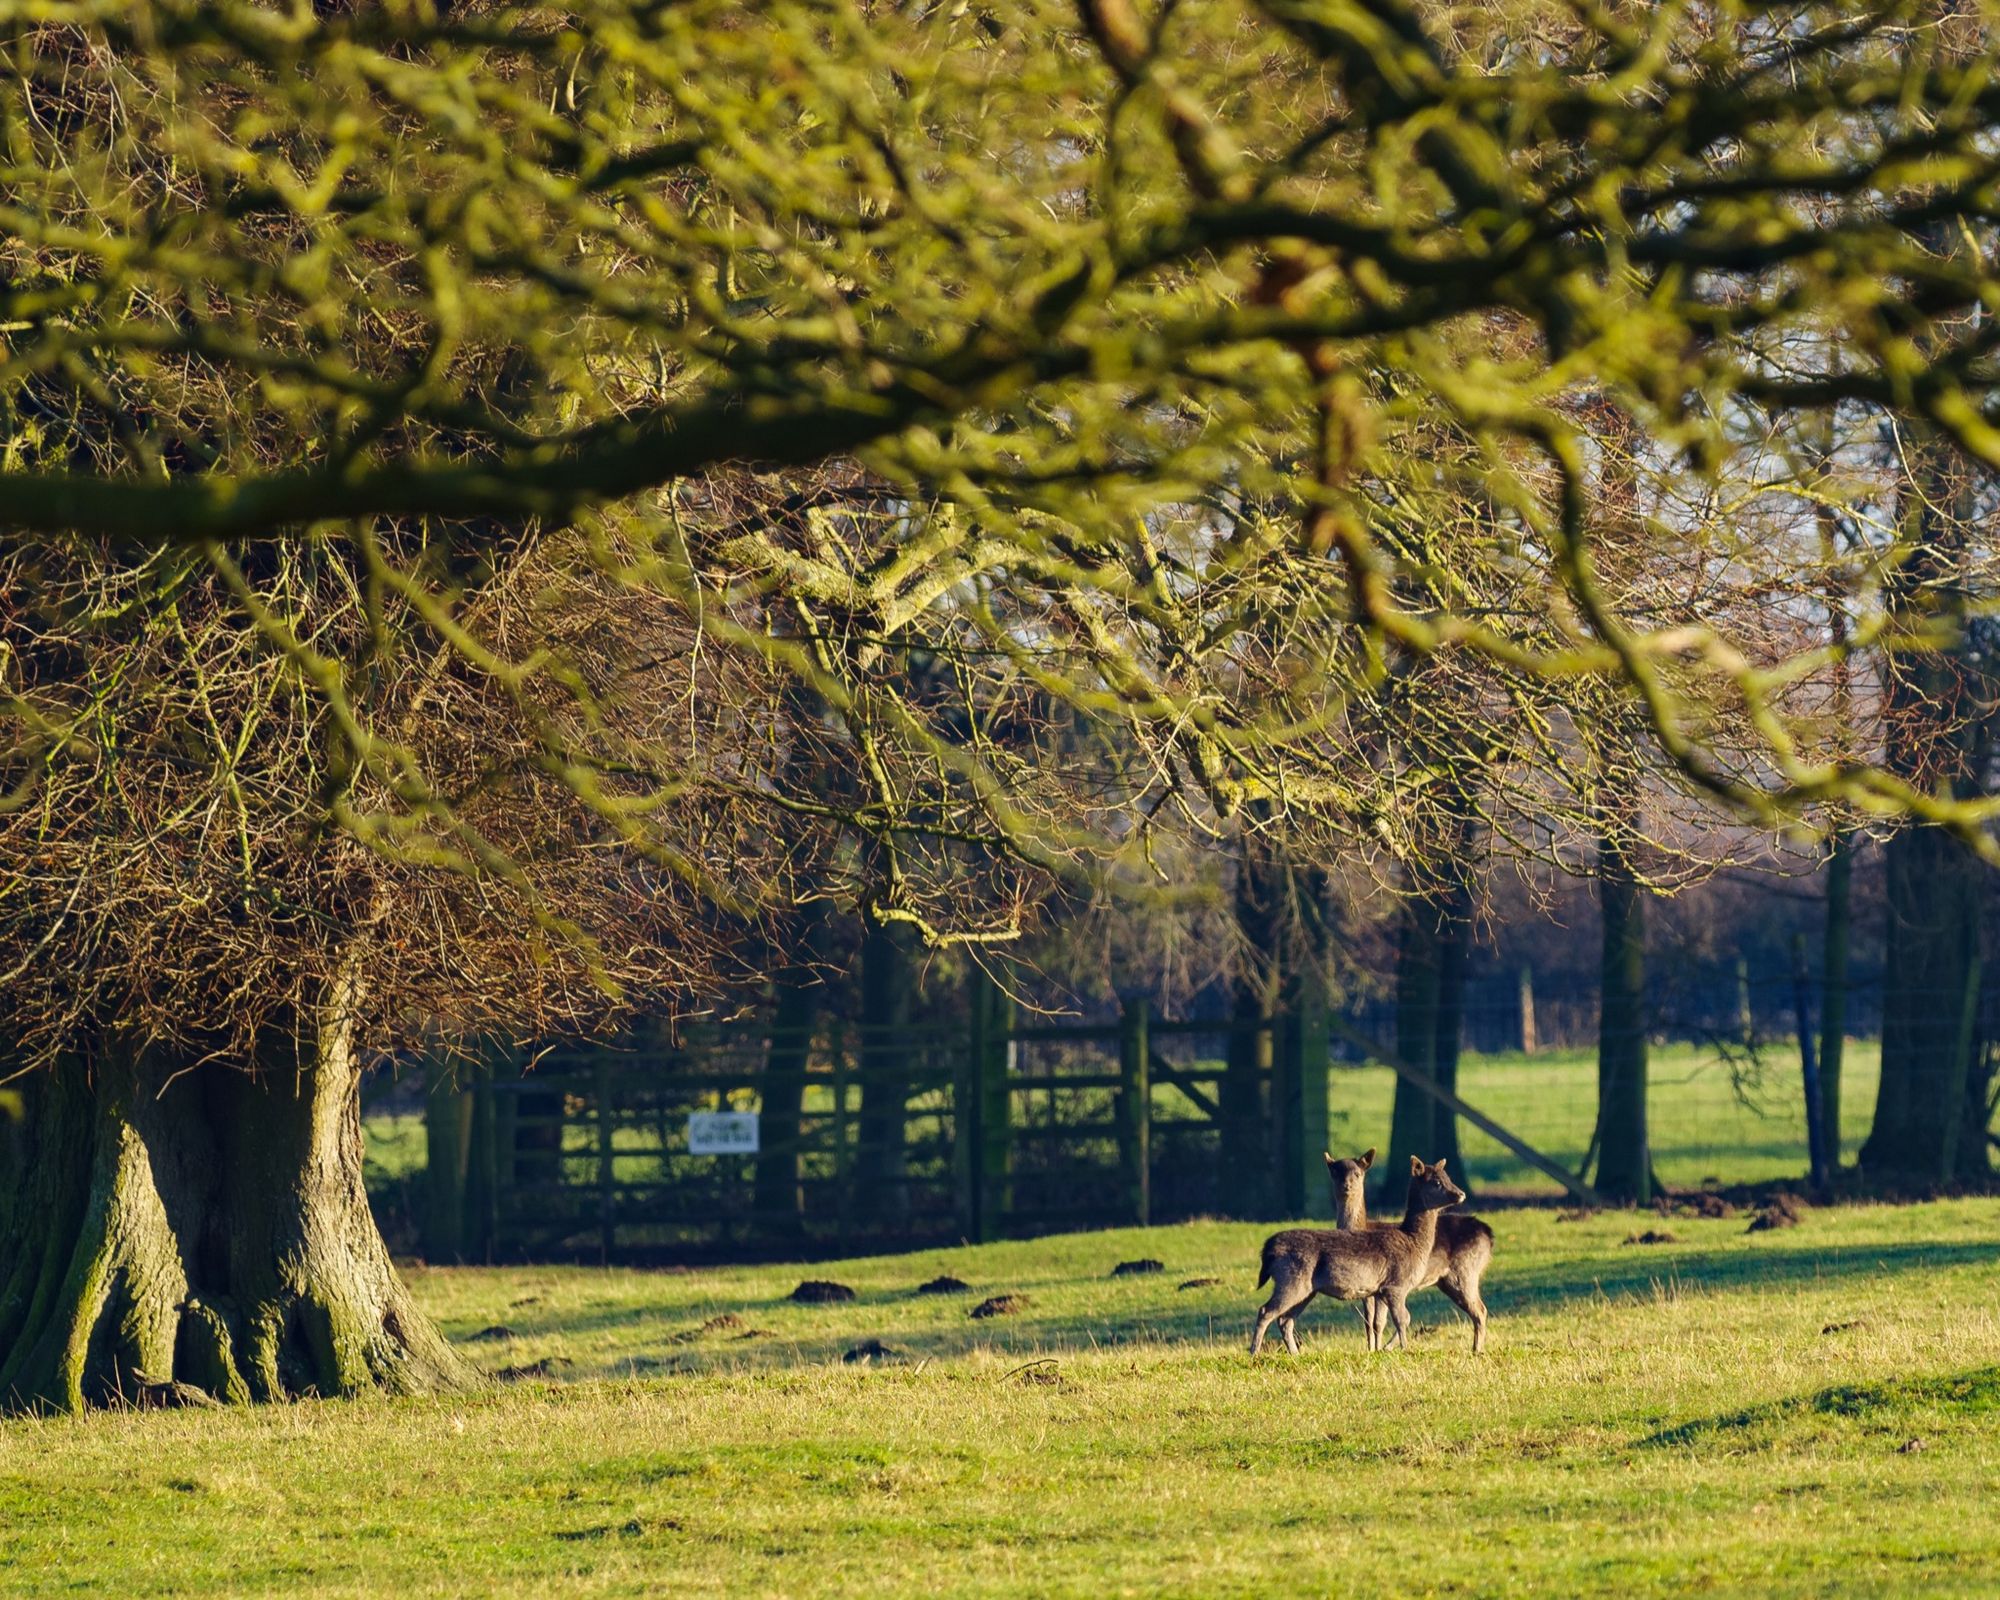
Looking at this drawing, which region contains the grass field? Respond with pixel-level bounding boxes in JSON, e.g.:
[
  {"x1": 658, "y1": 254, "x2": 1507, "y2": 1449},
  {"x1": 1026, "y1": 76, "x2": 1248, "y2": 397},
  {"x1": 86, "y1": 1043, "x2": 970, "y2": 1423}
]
[
  {"x1": 1327, "y1": 1038, "x2": 1887, "y2": 1194},
  {"x1": 3, "y1": 1198, "x2": 1998, "y2": 1596}
]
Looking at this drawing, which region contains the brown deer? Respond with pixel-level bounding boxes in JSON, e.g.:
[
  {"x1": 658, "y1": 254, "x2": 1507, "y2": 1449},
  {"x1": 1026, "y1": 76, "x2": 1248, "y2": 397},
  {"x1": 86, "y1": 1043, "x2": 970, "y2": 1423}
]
[
  {"x1": 1325, "y1": 1147, "x2": 1493, "y2": 1353},
  {"x1": 1250, "y1": 1157, "x2": 1466, "y2": 1355}
]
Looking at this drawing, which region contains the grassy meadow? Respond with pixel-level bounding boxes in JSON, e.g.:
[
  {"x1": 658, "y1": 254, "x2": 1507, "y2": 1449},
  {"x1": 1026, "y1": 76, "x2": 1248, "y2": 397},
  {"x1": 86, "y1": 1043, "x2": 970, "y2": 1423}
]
[{"x1": 2, "y1": 1197, "x2": 1998, "y2": 1596}]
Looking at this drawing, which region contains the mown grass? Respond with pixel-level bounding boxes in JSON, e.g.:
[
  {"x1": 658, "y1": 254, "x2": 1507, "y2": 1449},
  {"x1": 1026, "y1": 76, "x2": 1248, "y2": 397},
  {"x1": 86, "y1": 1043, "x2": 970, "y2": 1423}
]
[
  {"x1": 1328, "y1": 1037, "x2": 1886, "y2": 1193},
  {"x1": 3, "y1": 1198, "x2": 1998, "y2": 1597}
]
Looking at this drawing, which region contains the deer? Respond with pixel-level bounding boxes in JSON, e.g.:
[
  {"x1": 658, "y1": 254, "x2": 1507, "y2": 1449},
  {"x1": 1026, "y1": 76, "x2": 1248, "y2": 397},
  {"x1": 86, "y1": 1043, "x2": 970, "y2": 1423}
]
[
  {"x1": 1250, "y1": 1156, "x2": 1467, "y2": 1355},
  {"x1": 1324, "y1": 1147, "x2": 1493, "y2": 1353}
]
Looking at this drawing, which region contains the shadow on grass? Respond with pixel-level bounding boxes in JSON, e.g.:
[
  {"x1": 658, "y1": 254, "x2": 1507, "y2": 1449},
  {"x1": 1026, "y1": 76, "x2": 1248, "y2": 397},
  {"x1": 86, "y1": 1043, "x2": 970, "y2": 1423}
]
[
  {"x1": 474, "y1": 1236, "x2": 2000, "y2": 1364},
  {"x1": 1642, "y1": 1365, "x2": 2000, "y2": 1448}
]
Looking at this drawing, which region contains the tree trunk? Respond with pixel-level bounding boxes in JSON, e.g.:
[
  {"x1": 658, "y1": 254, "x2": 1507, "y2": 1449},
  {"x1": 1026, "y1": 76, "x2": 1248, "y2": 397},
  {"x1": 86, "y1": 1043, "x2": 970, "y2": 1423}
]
[
  {"x1": 1865, "y1": 823, "x2": 1982, "y2": 1181},
  {"x1": 1595, "y1": 831, "x2": 1651, "y2": 1204},
  {"x1": 755, "y1": 934, "x2": 821, "y2": 1233},
  {"x1": 0, "y1": 969, "x2": 470, "y2": 1412},
  {"x1": 1818, "y1": 830, "x2": 1851, "y2": 1167},
  {"x1": 1431, "y1": 893, "x2": 1469, "y2": 1177},
  {"x1": 1222, "y1": 833, "x2": 1280, "y2": 1211},
  {"x1": 856, "y1": 918, "x2": 913, "y2": 1226},
  {"x1": 1385, "y1": 894, "x2": 1441, "y2": 1184},
  {"x1": 1387, "y1": 803, "x2": 1476, "y2": 1187}
]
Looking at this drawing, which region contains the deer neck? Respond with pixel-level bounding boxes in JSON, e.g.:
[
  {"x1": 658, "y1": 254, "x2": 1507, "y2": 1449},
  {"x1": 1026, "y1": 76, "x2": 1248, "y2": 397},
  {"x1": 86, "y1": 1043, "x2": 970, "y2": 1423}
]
[
  {"x1": 1398, "y1": 1198, "x2": 1442, "y2": 1257},
  {"x1": 1337, "y1": 1189, "x2": 1368, "y2": 1230}
]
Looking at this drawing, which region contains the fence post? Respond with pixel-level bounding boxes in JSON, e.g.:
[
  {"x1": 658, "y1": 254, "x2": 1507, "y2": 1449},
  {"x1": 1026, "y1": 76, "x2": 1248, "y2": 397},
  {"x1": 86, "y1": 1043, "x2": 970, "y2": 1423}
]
[
  {"x1": 1118, "y1": 996, "x2": 1151, "y2": 1227},
  {"x1": 594, "y1": 1055, "x2": 617, "y2": 1265},
  {"x1": 1518, "y1": 963, "x2": 1538, "y2": 1055}
]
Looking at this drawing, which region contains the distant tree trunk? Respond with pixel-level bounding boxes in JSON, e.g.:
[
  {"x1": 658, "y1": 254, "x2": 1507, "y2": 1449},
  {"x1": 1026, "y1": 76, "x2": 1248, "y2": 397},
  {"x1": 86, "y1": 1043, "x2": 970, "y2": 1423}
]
[
  {"x1": 1223, "y1": 831, "x2": 1280, "y2": 1211},
  {"x1": 0, "y1": 958, "x2": 469, "y2": 1412},
  {"x1": 1867, "y1": 824, "x2": 1982, "y2": 1181},
  {"x1": 1818, "y1": 830, "x2": 1851, "y2": 1167},
  {"x1": 1386, "y1": 808, "x2": 1476, "y2": 1186},
  {"x1": 1431, "y1": 891, "x2": 1469, "y2": 1176},
  {"x1": 1863, "y1": 425, "x2": 1990, "y2": 1185},
  {"x1": 756, "y1": 911, "x2": 825, "y2": 1233},
  {"x1": 856, "y1": 917, "x2": 914, "y2": 1225},
  {"x1": 1386, "y1": 891, "x2": 1442, "y2": 1186},
  {"x1": 1595, "y1": 829, "x2": 1651, "y2": 1204}
]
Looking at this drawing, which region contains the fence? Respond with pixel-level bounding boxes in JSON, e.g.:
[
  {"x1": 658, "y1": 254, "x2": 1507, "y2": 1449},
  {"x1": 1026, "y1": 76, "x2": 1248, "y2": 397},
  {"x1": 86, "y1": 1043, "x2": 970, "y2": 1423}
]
[
  {"x1": 418, "y1": 978, "x2": 1341, "y2": 1261},
  {"x1": 406, "y1": 958, "x2": 1995, "y2": 1263}
]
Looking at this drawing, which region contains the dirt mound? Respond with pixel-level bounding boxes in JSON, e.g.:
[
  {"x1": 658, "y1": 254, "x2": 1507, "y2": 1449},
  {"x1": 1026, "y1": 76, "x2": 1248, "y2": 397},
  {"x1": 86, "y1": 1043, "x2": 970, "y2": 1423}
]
[
  {"x1": 842, "y1": 1339, "x2": 902, "y2": 1364},
  {"x1": 1177, "y1": 1277, "x2": 1222, "y2": 1291},
  {"x1": 1111, "y1": 1259, "x2": 1165, "y2": 1277},
  {"x1": 733, "y1": 1328, "x2": 776, "y2": 1341},
  {"x1": 1622, "y1": 1229, "x2": 1679, "y2": 1246},
  {"x1": 970, "y1": 1294, "x2": 1030, "y2": 1319},
  {"x1": 1685, "y1": 1193, "x2": 1737, "y2": 1218},
  {"x1": 467, "y1": 1324, "x2": 518, "y2": 1343},
  {"x1": 1821, "y1": 1320, "x2": 1865, "y2": 1335},
  {"x1": 915, "y1": 1275, "x2": 970, "y2": 1296},
  {"x1": 1748, "y1": 1194, "x2": 1806, "y2": 1232},
  {"x1": 1555, "y1": 1208, "x2": 1598, "y2": 1223},
  {"x1": 671, "y1": 1312, "x2": 745, "y2": 1343},
  {"x1": 789, "y1": 1280, "x2": 857, "y2": 1304},
  {"x1": 494, "y1": 1355, "x2": 574, "y2": 1381}
]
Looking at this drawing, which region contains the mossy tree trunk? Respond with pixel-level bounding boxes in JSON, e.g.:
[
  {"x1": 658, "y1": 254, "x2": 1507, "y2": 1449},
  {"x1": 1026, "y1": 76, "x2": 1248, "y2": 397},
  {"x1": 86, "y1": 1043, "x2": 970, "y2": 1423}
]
[{"x1": 0, "y1": 965, "x2": 470, "y2": 1412}]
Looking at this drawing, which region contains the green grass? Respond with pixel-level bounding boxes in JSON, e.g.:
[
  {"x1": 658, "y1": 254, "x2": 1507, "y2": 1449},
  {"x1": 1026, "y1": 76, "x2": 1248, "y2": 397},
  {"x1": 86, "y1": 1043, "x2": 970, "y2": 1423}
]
[
  {"x1": 4, "y1": 1198, "x2": 1999, "y2": 1596},
  {"x1": 1327, "y1": 1038, "x2": 1887, "y2": 1194}
]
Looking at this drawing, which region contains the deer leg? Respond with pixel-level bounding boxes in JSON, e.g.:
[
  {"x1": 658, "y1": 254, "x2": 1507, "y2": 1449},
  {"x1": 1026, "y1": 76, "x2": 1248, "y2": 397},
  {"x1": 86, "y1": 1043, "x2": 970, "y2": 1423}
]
[
  {"x1": 1277, "y1": 1290, "x2": 1317, "y2": 1356},
  {"x1": 1250, "y1": 1274, "x2": 1315, "y2": 1356},
  {"x1": 1437, "y1": 1273, "x2": 1489, "y2": 1354},
  {"x1": 1384, "y1": 1290, "x2": 1411, "y2": 1352}
]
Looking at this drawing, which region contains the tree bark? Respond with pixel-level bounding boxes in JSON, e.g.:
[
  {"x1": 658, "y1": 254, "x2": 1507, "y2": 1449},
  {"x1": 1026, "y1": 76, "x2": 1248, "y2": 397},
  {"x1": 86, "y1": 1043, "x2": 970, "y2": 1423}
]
[
  {"x1": 1595, "y1": 830, "x2": 1651, "y2": 1204},
  {"x1": 0, "y1": 967, "x2": 470, "y2": 1412},
  {"x1": 1385, "y1": 894, "x2": 1441, "y2": 1183},
  {"x1": 1818, "y1": 830, "x2": 1851, "y2": 1167},
  {"x1": 1865, "y1": 823, "x2": 1982, "y2": 1181},
  {"x1": 856, "y1": 917, "x2": 913, "y2": 1226},
  {"x1": 1222, "y1": 832, "x2": 1280, "y2": 1211},
  {"x1": 755, "y1": 919, "x2": 823, "y2": 1233}
]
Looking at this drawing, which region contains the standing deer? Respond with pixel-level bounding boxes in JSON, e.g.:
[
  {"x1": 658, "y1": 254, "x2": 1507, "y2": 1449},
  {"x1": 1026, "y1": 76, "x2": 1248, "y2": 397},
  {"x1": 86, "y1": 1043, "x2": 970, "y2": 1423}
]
[
  {"x1": 1324, "y1": 1147, "x2": 1493, "y2": 1353},
  {"x1": 1250, "y1": 1156, "x2": 1467, "y2": 1355}
]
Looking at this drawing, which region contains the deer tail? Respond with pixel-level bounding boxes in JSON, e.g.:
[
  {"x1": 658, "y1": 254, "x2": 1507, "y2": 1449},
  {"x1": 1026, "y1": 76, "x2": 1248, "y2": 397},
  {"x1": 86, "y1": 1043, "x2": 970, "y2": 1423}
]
[{"x1": 1256, "y1": 1243, "x2": 1271, "y2": 1289}]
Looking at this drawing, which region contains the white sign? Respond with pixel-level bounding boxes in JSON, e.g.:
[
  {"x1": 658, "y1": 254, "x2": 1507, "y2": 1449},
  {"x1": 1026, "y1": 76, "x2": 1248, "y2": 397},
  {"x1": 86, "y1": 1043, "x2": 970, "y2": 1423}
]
[{"x1": 687, "y1": 1110, "x2": 760, "y2": 1155}]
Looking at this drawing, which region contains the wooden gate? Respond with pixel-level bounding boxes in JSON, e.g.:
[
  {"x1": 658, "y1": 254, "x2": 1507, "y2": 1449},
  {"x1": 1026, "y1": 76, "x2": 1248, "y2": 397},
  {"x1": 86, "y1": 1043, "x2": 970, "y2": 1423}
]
[{"x1": 418, "y1": 975, "x2": 1341, "y2": 1261}]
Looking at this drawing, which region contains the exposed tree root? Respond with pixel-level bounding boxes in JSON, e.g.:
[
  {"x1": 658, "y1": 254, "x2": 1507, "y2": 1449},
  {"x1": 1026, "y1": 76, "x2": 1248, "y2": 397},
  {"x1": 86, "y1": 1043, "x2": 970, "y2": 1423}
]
[{"x1": 0, "y1": 992, "x2": 472, "y2": 1413}]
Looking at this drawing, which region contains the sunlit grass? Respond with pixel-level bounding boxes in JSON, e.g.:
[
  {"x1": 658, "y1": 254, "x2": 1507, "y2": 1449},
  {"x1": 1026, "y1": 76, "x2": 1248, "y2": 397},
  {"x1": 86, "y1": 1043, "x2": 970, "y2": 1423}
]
[{"x1": 3, "y1": 1199, "x2": 1997, "y2": 1597}]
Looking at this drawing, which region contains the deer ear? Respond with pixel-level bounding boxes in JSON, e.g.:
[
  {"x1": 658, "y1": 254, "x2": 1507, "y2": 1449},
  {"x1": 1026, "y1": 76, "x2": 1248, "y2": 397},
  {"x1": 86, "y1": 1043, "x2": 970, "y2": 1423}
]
[
  {"x1": 1435, "y1": 1156, "x2": 1448, "y2": 1171},
  {"x1": 1360, "y1": 1148, "x2": 1375, "y2": 1169},
  {"x1": 1409, "y1": 1154, "x2": 1423, "y2": 1175},
  {"x1": 1323, "y1": 1151, "x2": 1336, "y2": 1168}
]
